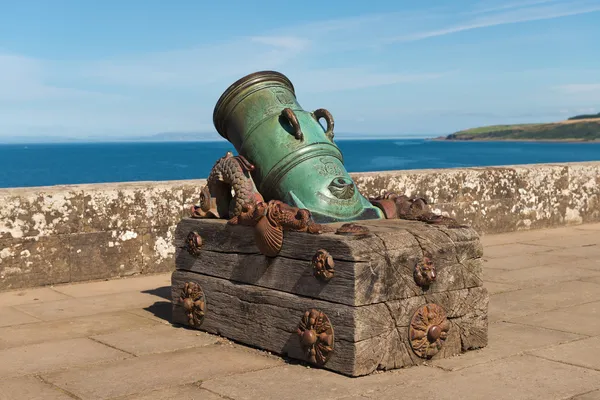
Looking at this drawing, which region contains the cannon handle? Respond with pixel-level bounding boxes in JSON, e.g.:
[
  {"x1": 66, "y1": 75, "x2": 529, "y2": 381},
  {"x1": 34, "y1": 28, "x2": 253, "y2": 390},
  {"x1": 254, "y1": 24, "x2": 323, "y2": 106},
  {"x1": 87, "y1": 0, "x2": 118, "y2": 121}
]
[
  {"x1": 281, "y1": 108, "x2": 304, "y2": 141},
  {"x1": 313, "y1": 109, "x2": 335, "y2": 142}
]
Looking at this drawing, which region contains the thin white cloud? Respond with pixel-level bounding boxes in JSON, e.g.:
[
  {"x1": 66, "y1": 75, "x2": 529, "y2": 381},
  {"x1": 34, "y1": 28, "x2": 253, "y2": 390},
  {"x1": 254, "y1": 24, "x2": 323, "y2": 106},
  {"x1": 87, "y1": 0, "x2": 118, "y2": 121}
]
[
  {"x1": 2, "y1": 0, "x2": 599, "y2": 138},
  {"x1": 0, "y1": 54, "x2": 118, "y2": 102},
  {"x1": 557, "y1": 83, "x2": 600, "y2": 93},
  {"x1": 249, "y1": 36, "x2": 311, "y2": 51},
  {"x1": 386, "y1": 1, "x2": 600, "y2": 43},
  {"x1": 290, "y1": 68, "x2": 450, "y2": 93},
  {"x1": 79, "y1": 36, "x2": 308, "y2": 88},
  {"x1": 466, "y1": 0, "x2": 562, "y2": 15}
]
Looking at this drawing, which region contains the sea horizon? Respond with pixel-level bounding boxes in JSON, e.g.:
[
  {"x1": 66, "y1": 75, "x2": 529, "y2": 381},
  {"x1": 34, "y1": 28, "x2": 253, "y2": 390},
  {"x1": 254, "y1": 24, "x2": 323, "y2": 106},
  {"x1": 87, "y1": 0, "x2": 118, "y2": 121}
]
[
  {"x1": 0, "y1": 134, "x2": 437, "y2": 145},
  {"x1": 2, "y1": 138, "x2": 600, "y2": 189}
]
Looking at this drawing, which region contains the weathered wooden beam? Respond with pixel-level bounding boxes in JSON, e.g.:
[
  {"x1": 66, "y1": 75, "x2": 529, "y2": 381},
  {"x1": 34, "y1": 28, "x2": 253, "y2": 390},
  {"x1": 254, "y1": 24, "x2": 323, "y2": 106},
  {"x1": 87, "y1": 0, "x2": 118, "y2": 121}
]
[{"x1": 171, "y1": 218, "x2": 488, "y2": 377}]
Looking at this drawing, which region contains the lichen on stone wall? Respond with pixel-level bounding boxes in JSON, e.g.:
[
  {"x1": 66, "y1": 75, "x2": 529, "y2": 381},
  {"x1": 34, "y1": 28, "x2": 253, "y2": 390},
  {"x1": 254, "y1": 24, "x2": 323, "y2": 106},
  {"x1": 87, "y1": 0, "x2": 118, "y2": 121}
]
[
  {"x1": 0, "y1": 189, "x2": 83, "y2": 240},
  {"x1": 0, "y1": 163, "x2": 598, "y2": 291}
]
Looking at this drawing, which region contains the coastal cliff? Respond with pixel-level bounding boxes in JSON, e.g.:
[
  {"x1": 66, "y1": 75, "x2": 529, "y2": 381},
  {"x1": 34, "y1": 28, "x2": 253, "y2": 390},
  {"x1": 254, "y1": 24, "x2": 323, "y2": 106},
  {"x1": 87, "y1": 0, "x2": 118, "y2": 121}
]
[{"x1": 441, "y1": 113, "x2": 600, "y2": 141}]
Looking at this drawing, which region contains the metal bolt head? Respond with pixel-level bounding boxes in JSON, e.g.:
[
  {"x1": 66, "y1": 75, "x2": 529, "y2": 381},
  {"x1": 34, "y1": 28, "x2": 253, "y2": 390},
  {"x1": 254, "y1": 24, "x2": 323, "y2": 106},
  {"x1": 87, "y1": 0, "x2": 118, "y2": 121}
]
[
  {"x1": 301, "y1": 330, "x2": 318, "y2": 347},
  {"x1": 427, "y1": 325, "x2": 442, "y2": 342}
]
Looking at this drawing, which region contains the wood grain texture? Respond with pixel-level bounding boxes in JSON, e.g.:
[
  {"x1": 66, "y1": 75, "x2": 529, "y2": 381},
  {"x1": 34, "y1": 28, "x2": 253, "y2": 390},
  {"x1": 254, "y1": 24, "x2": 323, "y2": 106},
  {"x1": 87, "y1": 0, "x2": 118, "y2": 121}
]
[
  {"x1": 174, "y1": 218, "x2": 482, "y2": 261},
  {"x1": 171, "y1": 270, "x2": 489, "y2": 377},
  {"x1": 174, "y1": 218, "x2": 484, "y2": 306}
]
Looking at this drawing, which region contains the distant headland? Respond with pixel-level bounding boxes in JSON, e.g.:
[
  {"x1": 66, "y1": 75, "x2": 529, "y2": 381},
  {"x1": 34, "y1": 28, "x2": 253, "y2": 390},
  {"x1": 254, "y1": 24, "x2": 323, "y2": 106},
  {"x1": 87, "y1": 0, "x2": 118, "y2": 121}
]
[{"x1": 437, "y1": 112, "x2": 600, "y2": 142}]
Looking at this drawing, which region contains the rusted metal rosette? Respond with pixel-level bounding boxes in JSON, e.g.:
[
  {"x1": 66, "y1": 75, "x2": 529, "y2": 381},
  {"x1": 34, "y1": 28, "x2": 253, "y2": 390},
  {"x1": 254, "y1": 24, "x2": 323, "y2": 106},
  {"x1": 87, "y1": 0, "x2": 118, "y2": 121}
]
[
  {"x1": 297, "y1": 309, "x2": 334, "y2": 366},
  {"x1": 334, "y1": 223, "x2": 371, "y2": 236},
  {"x1": 413, "y1": 257, "x2": 437, "y2": 288},
  {"x1": 178, "y1": 282, "x2": 206, "y2": 327},
  {"x1": 312, "y1": 249, "x2": 335, "y2": 281},
  {"x1": 186, "y1": 231, "x2": 203, "y2": 256},
  {"x1": 408, "y1": 303, "x2": 450, "y2": 358}
]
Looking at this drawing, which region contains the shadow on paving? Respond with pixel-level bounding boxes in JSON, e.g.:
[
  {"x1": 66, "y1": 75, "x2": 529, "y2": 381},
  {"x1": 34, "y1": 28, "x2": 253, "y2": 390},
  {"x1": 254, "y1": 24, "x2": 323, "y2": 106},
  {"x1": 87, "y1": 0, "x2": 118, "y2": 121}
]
[
  {"x1": 139, "y1": 285, "x2": 329, "y2": 372},
  {"x1": 141, "y1": 286, "x2": 173, "y2": 324},
  {"x1": 142, "y1": 286, "x2": 171, "y2": 301}
]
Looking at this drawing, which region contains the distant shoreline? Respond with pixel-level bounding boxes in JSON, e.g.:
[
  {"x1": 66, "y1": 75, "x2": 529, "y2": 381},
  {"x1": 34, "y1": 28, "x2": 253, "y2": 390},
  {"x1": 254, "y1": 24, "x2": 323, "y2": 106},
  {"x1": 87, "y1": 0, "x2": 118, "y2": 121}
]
[
  {"x1": 429, "y1": 138, "x2": 600, "y2": 143},
  {"x1": 442, "y1": 115, "x2": 600, "y2": 142}
]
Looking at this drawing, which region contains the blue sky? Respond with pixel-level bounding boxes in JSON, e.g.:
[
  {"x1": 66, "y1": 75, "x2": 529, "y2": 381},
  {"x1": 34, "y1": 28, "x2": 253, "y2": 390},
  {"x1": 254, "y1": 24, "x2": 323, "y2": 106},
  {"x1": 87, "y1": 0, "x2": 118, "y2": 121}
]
[{"x1": 1, "y1": 0, "x2": 599, "y2": 140}]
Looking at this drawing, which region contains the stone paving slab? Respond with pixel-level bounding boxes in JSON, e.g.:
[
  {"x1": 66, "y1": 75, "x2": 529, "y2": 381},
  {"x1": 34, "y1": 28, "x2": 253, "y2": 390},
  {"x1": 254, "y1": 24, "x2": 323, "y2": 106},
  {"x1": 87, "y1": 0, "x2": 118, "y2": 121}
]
[
  {"x1": 489, "y1": 280, "x2": 600, "y2": 322},
  {"x1": 525, "y1": 234, "x2": 600, "y2": 248},
  {"x1": 120, "y1": 385, "x2": 226, "y2": 400},
  {"x1": 0, "y1": 223, "x2": 599, "y2": 399},
  {"x1": 480, "y1": 225, "x2": 596, "y2": 247},
  {"x1": 0, "y1": 311, "x2": 159, "y2": 350},
  {"x1": 51, "y1": 274, "x2": 171, "y2": 298},
  {"x1": 91, "y1": 324, "x2": 219, "y2": 356},
  {"x1": 126, "y1": 301, "x2": 172, "y2": 324},
  {"x1": 531, "y1": 336, "x2": 600, "y2": 372},
  {"x1": 483, "y1": 243, "x2": 556, "y2": 259},
  {"x1": 0, "y1": 306, "x2": 39, "y2": 328},
  {"x1": 509, "y1": 301, "x2": 600, "y2": 336},
  {"x1": 14, "y1": 290, "x2": 165, "y2": 321},
  {"x1": 484, "y1": 252, "x2": 588, "y2": 271},
  {"x1": 0, "y1": 376, "x2": 74, "y2": 400},
  {"x1": 0, "y1": 287, "x2": 70, "y2": 307},
  {"x1": 484, "y1": 281, "x2": 518, "y2": 295},
  {"x1": 484, "y1": 265, "x2": 600, "y2": 290},
  {"x1": 574, "y1": 224, "x2": 600, "y2": 231},
  {"x1": 431, "y1": 321, "x2": 585, "y2": 371},
  {"x1": 578, "y1": 259, "x2": 600, "y2": 272},
  {"x1": 0, "y1": 338, "x2": 129, "y2": 378},
  {"x1": 43, "y1": 345, "x2": 283, "y2": 400},
  {"x1": 572, "y1": 390, "x2": 600, "y2": 400},
  {"x1": 202, "y1": 363, "x2": 448, "y2": 400},
  {"x1": 546, "y1": 245, "x2": 600, "y2": 260},
  {"x1": 360, "y1": 355, "x2": 600, "y2": 400}
]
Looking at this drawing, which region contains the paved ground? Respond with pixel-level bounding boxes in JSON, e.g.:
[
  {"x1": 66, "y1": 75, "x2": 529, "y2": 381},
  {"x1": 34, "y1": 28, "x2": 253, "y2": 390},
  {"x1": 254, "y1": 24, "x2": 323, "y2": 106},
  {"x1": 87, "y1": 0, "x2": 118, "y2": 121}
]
[{"x1": 1, "y1": 223, "x2": 600, "y2": 400}]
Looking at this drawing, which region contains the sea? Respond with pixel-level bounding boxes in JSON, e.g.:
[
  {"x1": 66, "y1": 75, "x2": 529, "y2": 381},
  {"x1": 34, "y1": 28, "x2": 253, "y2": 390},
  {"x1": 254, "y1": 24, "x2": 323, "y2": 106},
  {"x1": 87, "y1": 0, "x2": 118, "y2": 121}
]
[{"x1": 1, "y1": 139, "x2": 600, "y2": 189}]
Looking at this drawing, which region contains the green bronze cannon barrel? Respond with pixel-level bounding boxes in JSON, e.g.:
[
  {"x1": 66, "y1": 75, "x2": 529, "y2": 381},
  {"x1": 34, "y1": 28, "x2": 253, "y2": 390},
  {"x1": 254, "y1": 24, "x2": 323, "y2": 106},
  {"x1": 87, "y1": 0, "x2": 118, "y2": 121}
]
[{"x1": 213, "y1": 71, "x2": 383, "y2": 223}]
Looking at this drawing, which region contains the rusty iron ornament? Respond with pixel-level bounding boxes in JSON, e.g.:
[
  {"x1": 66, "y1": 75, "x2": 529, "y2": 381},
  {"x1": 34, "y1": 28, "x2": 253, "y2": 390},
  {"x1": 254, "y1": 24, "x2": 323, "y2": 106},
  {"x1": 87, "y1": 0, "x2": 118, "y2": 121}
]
[
  {"x1": 312, "y1": 249, "x2": 335, "y2": 281},
  {"x1": 414, "y1": 257, "x2": 437, "y2": 288},
  {"x1": 297, "y1": 309, "x2": 335, "y2": 366},
  {"x1": 369, "y1": 191, "x2": 466, "y2": 228},
  {"x1": 254, "y1": 211, "x2": 284, "y2": 257},
  {"x1": 409, "y1": 303, "x2": 450, "y2": 358},
  {"x1": 369, "y1": 198, "x2": 398, "y2": 219},
  {"x1": 190, "y1": 185, "x2": 221, "y2": 219},
  {"x1": 186, "y1": 231, "x2": 203, "y2": 256},
  {"x1": 229, "y1": 199, "x2": 329, "y2": 257},
  {"x1": 179, "y1": 282, "x2": 206, "y2": 326},
  {"x1": 205, "y1": 152, "x2": 264, "y2": 220},
  {"x1": 335, "y1": 223, "x2": 371, "y2": 236}
]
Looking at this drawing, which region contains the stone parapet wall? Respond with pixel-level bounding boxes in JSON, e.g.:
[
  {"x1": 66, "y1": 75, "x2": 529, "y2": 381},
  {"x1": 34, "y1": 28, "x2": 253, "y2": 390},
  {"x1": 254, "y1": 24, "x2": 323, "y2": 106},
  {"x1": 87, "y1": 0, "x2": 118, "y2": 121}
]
[{"x1": 1, "y1": 161, "x2": 599, "y2": 291}]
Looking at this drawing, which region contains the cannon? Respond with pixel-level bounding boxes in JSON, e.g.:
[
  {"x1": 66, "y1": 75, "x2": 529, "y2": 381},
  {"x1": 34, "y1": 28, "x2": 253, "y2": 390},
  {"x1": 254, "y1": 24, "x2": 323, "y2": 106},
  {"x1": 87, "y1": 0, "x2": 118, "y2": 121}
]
[
  {"x1": 192, "y1": 71, "x2": 462, "y2": 257},
  {"x1": 210, "y1": 70, "x2": 383, "y2": 224},
  {"x1": 175, "y1": 71, "x2": 488, "y2": 377}
]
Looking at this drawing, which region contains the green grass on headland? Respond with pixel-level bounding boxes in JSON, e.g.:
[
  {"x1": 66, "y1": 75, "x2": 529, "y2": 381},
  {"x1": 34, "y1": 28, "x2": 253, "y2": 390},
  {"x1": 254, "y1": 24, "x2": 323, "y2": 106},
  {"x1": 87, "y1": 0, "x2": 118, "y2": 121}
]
[
  {"x1": 568, "y1": 112, "x2": 600, "y2": 120},
  {"x1": 444, "y1": 115, "x2": 600, "y2": 141}
]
